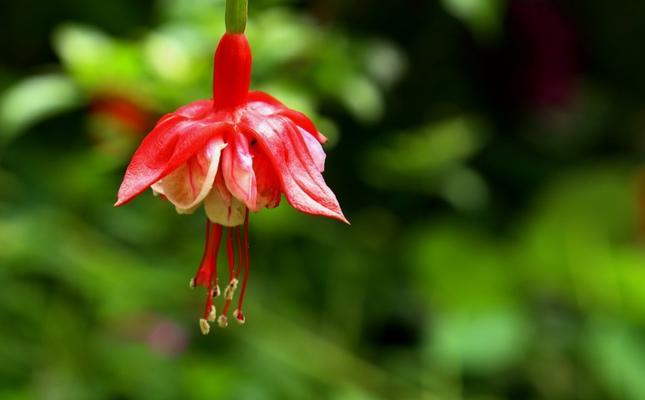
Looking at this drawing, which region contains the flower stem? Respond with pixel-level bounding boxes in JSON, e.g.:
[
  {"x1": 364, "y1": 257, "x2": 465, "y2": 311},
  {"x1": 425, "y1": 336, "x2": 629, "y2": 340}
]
[{"x1": 225, "y1": 0, "x2": 248, "y2": 34}]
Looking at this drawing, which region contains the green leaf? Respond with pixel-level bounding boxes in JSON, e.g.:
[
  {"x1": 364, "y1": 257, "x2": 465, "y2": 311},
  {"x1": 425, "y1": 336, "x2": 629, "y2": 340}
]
[{"x1": 0, "y1": 74, "x2": 81, "y2": 142}]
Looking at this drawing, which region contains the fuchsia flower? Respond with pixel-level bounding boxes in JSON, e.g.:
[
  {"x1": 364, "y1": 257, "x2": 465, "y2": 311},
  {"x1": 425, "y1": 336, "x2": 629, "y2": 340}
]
[{"x1": 115, "y1": 1, "x2": 347, "y2": 334}]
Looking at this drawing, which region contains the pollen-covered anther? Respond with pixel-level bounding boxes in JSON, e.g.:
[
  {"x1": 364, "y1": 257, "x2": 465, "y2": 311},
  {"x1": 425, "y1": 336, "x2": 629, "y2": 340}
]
[
  {"x1": 224, "y1": 278, "x2": 239, "y2": 300},
  {"x1": 217, "y1": 314, "x2": 228, "y2": 328},
  {"x1": 189, "y1": 278, "x2": 196, "y2": 289},
  {"x1": 199, "y1": 318, "x2": 211, "y2": 335},
  {"x1": 233, "y1": 309, "x2": 245, "y2": 325},
  {"x1": 208, "y1": 305, "x2": 217, "y2": 322},
  {"x1": 213, "y1": 284, "x2": 221, "y2": 298}
]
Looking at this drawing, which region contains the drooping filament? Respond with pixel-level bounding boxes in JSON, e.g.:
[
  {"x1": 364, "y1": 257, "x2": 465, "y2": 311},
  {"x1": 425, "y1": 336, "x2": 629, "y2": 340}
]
[
  {"x1": 194, "y1": 210, "x2": 250, "y2": 334},
  {"x1": 235, "y1": 208, "x2": 250, "y2": 323},
  {"x1": 192, "y1": 221, "x2": 222, "y2": 328}
]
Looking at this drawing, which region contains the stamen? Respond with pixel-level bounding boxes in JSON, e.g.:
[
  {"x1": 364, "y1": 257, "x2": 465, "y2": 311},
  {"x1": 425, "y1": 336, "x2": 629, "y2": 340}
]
[
  {"x1": 192, "y1": 215, "x2": 250, "y2": 331},
  {"x1": 221, "y1": 280, "x2": 239, "y2": 321},
  {"x1": 226, "y1": 227, "x2": 235, "y2": 278},
  {"x1": 191, "y1": 221, "x2": 224, "y2": 326},
  {"x1": 193, "y1": 222, "x2": 221, "y2": 288},
  {"x1": 235, "y1": 226, "x2": 243, "y2": 279},
  {"x1": 220, "y1": 227, "x2": 237, "y2": 319},
  {"x1": 199, "y1": 318, "x2": 210, "y2": 335},
  {"x1": 233, "y1": 309, "x2": 245, "y2": 324},
  {"x1": 210, "y1": 225, "x2": 223, "y2": 296},
  {"x1": 193, "y1": 220, "x2": 212, "y2": 286},
  {"x1": 224, "y1": 278, "x2": 239, "y2": 300},
  {"x1": 203, "y1": 287, "x2": 214, "y2": 321},
  {"x1": 208, "y1": 225, "x2": 223, "y2": 320},
  {"x1": 235, "y1": 208, "x2": 250, "y2": 323}
]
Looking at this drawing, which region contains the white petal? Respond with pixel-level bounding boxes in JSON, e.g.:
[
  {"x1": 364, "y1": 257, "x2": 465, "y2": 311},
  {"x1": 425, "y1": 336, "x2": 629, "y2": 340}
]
[
  {"x1": 151, "y1": 139, "x2": 226, "y2": 213},
  {"x1": 203, "y1": 186, "x2": 246, "y2": 227}
]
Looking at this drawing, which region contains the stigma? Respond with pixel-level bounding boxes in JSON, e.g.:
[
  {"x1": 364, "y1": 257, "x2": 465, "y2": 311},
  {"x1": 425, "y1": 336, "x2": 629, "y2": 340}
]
[{"x1": 192, "y1": 209, "x2": 250, "y2": 334}]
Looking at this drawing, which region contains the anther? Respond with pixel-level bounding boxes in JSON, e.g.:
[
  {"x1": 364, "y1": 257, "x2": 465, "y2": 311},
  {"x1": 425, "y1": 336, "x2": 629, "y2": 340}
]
[
  {"x1": 189, "y1": 278, "x2": 195, "y2": 289},
  {"x1": 213, "y1": 284, "x2": 221, "y2": 298},
  {"x1": 208, "y1": 305, "x2": 217, "y2": 322},
  {"x1": 217, "y1": 315, "x2": 228, "y2": 328},
  {"x1": 199, "y1": 318, "x2": 210, "y2": 335},
  {"x1": 233, "y1": 309, "x2": 245, "y2": 325},
  {"x1": 224, "y1": 278, "x2": 239, "y2": 300}
]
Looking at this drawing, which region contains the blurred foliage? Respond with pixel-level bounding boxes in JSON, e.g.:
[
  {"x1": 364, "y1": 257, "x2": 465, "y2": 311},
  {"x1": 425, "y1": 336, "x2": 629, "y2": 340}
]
[
  {"x1": 441, "y1": 0, "x2": 505, "y2": 40},
  {"x1": 1, "y1": 0, "x2": 645, "y2": 399},
  {"x1": 0, "y1": 74, "x2": 82, "y2": 143}
]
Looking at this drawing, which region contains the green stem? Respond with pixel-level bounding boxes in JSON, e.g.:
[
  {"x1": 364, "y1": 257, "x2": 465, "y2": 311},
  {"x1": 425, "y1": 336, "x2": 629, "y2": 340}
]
[{"x1": 225, "y1": 0, "x2": 248, "y2": 34}]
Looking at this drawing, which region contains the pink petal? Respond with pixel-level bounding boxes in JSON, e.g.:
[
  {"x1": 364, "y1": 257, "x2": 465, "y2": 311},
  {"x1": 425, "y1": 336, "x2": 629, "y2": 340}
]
[
  {"x1": 251, "y1": 146, "x2": 281, "y2": 209},
  {"x1": 243, "y1": 113, "x2": 348, "y2": 223},
  {"x1": 276, "y1": 108, "x2": 328, "y2": 144},
  {"x1": 221, "y1": 131, "x2": 257, "y2": 210},
  {"x1": 115, "y1": 101, "x2": 231, "y2": 206},
  {"x1": 246, "y1": 91, "x2": 327, "y2": 144},
  {"x1": 299, "y1": 126, "x2": 326, "y2": 173}
]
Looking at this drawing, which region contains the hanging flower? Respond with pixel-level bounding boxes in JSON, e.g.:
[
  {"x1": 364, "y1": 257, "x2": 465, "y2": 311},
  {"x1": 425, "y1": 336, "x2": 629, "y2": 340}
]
[{"x1": 115, "y1": 0, "x2": 347, "y2": 334}]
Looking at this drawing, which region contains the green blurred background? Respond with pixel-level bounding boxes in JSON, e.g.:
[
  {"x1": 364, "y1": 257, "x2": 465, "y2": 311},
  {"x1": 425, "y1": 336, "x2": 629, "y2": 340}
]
[{"x1": 1, "y1": 0, "x2": 644, "y2": 399}]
